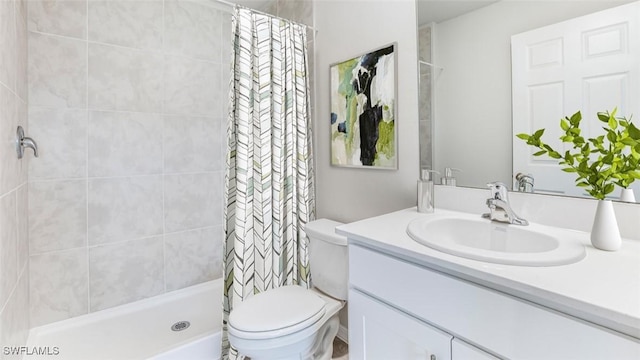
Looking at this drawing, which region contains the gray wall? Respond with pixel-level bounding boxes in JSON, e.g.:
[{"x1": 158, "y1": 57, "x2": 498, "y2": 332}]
[{"x1": 315, "y1": 0, "x2": 420, "y2": 223}]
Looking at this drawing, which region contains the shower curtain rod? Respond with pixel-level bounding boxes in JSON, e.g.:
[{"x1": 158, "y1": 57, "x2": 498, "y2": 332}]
[{"x1": 211, "y1": 0, "x2": 318, "y2": 32}]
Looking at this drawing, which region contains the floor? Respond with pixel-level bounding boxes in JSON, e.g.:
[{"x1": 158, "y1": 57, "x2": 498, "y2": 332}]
[{"x1": 332, "y1": 337, "x2": 349, "y2": 360}]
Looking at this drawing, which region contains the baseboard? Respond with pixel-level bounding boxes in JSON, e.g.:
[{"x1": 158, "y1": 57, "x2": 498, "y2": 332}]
[{"x1": 336, "y1": 324, "x2": 348, "y2": 344}]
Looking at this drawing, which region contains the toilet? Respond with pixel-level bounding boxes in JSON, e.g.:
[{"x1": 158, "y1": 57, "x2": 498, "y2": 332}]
[{"x1": 228, "y1": 219, "x2": 348, "y2": 360}]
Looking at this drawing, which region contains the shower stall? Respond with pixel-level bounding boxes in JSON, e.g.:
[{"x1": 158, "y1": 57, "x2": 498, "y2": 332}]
[{"x1": 0, "y1": 0, "x2": 314, "y2": 357}]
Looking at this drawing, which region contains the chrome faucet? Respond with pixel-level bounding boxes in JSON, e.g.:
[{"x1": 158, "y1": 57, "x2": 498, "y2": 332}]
[
  {"x1": 515, "y1": 173, "x2": 534, "y2": 193},
  {"x1": 482, "y1": 182, "x2": 529, "y2": 226},
  {"x1": 16, "y1": 126, "x2": 38, "y2": 158}
]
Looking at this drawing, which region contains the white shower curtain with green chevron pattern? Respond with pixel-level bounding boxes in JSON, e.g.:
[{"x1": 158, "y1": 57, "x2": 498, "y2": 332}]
[{"x1": 222, "y1": 7, "x2": 315, "y2": 359}]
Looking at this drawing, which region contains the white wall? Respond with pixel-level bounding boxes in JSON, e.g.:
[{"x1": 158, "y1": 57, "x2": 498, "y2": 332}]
[
  {"x1": 433, "y1": 0, "x2": 634, "y2": 188},
  {"x1": 315, "y1": 0, "x2": 420, "y2": 223}
]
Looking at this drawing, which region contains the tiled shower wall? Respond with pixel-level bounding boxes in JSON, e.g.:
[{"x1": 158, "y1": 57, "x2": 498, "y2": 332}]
[
  {"x1": 27, "y1": 0, "x2": 230, "y2": 327},
  {"x1": 0, "y1": 0, "x2": 30, "y2": 354},
  {"x1": 418, "y1": 24, "x2": 432, "y2": 171},
  {"x1": 261, "y1": 0, "x2": 314, "y2": 108}
]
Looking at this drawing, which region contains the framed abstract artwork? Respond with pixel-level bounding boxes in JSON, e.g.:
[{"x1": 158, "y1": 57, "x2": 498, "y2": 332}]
[{"x1": 330, "y1": 43, "x2": 397, "y2": 169}]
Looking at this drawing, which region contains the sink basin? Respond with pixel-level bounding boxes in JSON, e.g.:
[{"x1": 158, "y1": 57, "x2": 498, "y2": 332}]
[{"x1": 406, "y1": 215, "x2": 586, "y2": 266}]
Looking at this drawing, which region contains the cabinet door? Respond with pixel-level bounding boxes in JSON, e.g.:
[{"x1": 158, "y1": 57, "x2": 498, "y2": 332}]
[
  {"x1": 452, "y1": 339, "x2": 499, "y2": 360},
  {"x1": 349, "y1": 289, "x2": 452, "y2": 360}
]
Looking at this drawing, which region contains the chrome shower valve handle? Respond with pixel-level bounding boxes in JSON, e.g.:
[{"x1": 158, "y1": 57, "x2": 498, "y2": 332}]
[{"x1": 16, "y1": 126, "x2": 38, "y2": 159}]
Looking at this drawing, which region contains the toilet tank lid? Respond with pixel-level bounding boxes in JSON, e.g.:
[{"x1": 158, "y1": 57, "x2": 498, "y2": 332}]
[{"x1": 304, "y1": 219, "x2": 346, "y2": 246}]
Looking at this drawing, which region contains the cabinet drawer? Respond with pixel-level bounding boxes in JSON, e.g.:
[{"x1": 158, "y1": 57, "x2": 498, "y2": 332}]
[
  {"x1": 349, "y1": 244, "x2": 640, "y2": 360},
  {"x1": 452, "y1": 339, "x2": 499, "y2": 360},
  {"x1": 349, "y1": 288, "x2": 452, "y2": 360}
]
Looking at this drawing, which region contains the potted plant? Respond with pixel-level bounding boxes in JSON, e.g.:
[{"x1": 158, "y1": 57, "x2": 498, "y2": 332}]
[{"x1": 516, "y1": 109, "x2": 640, "y2": 251}]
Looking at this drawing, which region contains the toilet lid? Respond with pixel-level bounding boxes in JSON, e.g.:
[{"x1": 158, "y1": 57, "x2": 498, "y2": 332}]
[{"x1": 228, "y1": 285, "x2": 326, "y2": 339}]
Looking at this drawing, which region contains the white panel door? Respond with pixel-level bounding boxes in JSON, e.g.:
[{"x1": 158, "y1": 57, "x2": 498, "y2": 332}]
[
  {"x1": 512, "y1": 1, "x2": 640, "y2": 198},
  {"x1": 348, "y1": 289, "x2": 452, "y2": 360}
]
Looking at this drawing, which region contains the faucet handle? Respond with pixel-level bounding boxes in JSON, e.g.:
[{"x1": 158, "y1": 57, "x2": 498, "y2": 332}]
[
  {"x1": 486, "y1": 181, "x2": 509, "y2": 201},
  {"x1": 16, "y1": 126, "x2": 38, "y2": 159}
]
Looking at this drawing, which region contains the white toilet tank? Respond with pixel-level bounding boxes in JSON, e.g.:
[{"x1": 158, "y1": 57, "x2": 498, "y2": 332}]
[{"x1": 305, "y1": 219, "x2": 348, "y2": 300}]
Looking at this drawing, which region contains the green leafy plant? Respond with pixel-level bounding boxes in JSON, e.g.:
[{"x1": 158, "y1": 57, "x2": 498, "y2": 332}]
[{"x1": 516, "y1": 109, "x2": 640, "y2": 200}]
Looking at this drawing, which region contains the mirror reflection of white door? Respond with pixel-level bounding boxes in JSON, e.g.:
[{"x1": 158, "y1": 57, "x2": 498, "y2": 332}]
[{"x1": 512, "y1": 1, "x2": 640, "y2": 198}]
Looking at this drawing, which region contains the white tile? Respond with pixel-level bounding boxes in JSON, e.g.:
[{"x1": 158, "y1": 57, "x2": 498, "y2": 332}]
[
  {"x1": 89, "y1": 111, "x2": 163, "y2": 177},
  {"x1": 0, "y1": 0, "x2": 16, "y2": 91},
  {"x1": 164, "y1": 173, "x2": 221, "y2": 232},
  {"x1": 164, "y1": 55, "x2": 220, "y2": 117},
  {"x1": 262, "y1": 0, "x2": 278, "y2": 17},
  {"x1": 164, "y1": 0, "x2": 223, "y2": 61},
  {"x1": 28, "y1": 32, "x2": 87, "y2": 108},
  {"x1": 28, "y1": 107, "x2": 87, "y2": 180},
  {"x1": 88, "y1": 43, "x2": 163, "y2": 112},
  {"x1": 29, "y1": 180, "x2": 87, "y2": 254},
  {"x1": 277, "y1": 0, "x2": 313, "y2": 26},
  {"x1": 88, "y1": 1, "x2": 163, "y2": 50},
  {"x1": 89, "y1": 236, "x2": 163, "y2": 311},
  {"x1": 16, "y1": 0, "x2": 27, "y2": 102},
  {"x1": 88, "y1": 176, "x2": 163, "y2": 245},
  {"x1": 222, "y1": 12, "x2": 232, "y2": 64},
  {"x1": 29, "y1": 248, "x2": 88, "y2": 327},
  {"x1": 16, "y1": 185, "x2": 28, "y2": 273},
  {"x1": 0, "y1": 192, "x2": 17, "y2": 309},
  {"x1": 221, "y1": 13, "x2": 233, "y2": 119},
  {"x1": 0, "y1": 85, "x2": 18, "y2": 195},
  {"x1": 28, "y1": 0, "x2": 87, "y2": 39},
  {"x1": 165, "y1": 226, "x2": 223, "y2": 291},
  {"x1": 0, "y1": 271, "x2": 29, "y2": 354},
  {"x1": 163, "y1": 115, "x2": 221, "y2": 173}
]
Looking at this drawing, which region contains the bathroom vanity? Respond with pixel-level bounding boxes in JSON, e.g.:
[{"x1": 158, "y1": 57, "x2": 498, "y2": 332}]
[{"x1": 337, "y1": 208, "x2": 640, "y2": 360}]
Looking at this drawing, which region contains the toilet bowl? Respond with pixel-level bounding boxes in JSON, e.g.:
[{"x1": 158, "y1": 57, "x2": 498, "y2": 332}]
[
  {"x1": 228, "y1": 219, "x2": 348, "y2": 360},
  {"x1": 228, "y1": 286, "x2": 344, "y2": 360}
]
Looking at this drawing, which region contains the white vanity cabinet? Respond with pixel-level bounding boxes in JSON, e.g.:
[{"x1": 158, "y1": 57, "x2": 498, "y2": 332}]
[
  {"x1": 349, "y1": 289, "x2": 452, "y2": 360},
  {"x1": 452, "y1": 339, "x2": 499, "y2": 360},
  {"x1": 348, "y1": 243, "x2": 640, "y2": 360}
]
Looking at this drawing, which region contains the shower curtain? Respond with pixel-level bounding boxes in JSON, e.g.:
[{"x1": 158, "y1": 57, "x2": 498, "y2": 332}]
[{"x1": 222, "y1": 7, "x2": 314, "y2": 359}]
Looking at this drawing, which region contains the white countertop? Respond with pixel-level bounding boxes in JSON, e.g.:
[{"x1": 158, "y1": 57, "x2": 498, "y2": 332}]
[{"x1": 336, "y1": 207, "x2": 640, "y2": 339}]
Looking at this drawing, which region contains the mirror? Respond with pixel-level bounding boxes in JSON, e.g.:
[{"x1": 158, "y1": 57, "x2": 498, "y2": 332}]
[{"x1": 416, "y1": 0, "x2": 639, "y2": 200}]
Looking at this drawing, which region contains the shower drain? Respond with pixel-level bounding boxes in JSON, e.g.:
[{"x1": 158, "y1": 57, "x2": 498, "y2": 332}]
[{"x1": 171, "y1": 321, "x2": 191, "y2": 332}]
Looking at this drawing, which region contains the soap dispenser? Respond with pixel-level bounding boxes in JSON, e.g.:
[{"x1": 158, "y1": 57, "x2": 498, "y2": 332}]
[
  {"x1": 417, "y1": 169, "x2": 439, "y2": 213},
  {"x1": 442, "y1": 167, "x2": 461, "y2": 186}
]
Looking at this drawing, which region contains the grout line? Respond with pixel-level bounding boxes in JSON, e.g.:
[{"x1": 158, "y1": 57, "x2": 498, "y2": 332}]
[
  {"x1": 26, "y1": 223, "x2": 224, "y2": 259},
  {"x1": 86, "y1": 0, "x2": 91, "y2": 314},
  {"x1": 9, "y1": 188, "x2": 19, "y2": 315},
  {"x1": 29, "y1": 103, "x2": 224, "y2": 120},
  {"x1": 14, "y1": 177, "x2": 20, "y2": 293},
  {"x1": 28, "y1": 170, "x2": 224, "y2": 183},
  {"x1": 0, "y1": 81, "x2": 20, "y2": 107},
  {"x1": 11, "y1": 0, "x2": 16, "y2": 94},
  {"x1": 0, "y1": 257, "x2": 29, "y2": 317},
  {"x1": 0, "y1": 182, "x2": 26, "y2": 200},
  {"x1": 162, "y1": 0, "x2": 167, "y2": 295},
  {"x1": 28, "y1": 29, "x2": 226, "y2": 65},
  {"x1": 29, "y1": 232, "x2": 169, "y2": 258}
]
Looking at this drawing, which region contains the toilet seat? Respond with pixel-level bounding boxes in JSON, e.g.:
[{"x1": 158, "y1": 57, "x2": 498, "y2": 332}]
[{"x1": 228, "y1": 286, "x2": 326, "y2": 340}]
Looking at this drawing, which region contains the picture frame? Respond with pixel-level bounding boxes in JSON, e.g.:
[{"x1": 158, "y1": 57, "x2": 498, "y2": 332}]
[{"x1": 329, "y1": 43, "x2": 398, "y2": 169}]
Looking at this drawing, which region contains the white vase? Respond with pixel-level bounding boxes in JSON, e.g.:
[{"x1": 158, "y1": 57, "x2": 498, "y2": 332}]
[
  {"x1": 590, "y1": 200, "x2": 621, "y2": 251},
  {"x1": 620, "y1": 188, "x2": 636, "y2": 203}
]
